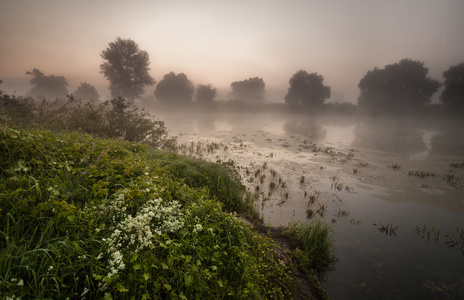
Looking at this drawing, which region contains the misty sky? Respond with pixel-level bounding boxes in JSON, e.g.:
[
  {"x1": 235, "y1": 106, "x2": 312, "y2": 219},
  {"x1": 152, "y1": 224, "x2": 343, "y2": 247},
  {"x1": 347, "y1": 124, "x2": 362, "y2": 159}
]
[{"x1": 1, "y1": 0, "x2": 463, "y2": 103}]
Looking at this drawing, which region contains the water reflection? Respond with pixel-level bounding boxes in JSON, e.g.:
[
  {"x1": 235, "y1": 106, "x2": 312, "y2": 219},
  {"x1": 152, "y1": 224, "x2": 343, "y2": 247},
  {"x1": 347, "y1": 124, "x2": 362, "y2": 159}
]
[
  {"x1": 283, "y1": 119, "x2": 327, "y2": 140},
  {"x1": 352, "y1": 122, "x2": 426, "y2": 154}
]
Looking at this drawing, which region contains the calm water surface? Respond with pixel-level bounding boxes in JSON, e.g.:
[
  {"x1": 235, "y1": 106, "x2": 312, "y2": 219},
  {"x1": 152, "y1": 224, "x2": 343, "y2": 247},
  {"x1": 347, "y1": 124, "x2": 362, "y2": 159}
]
[{"x1": 156, "y1": 110, "x2": 464, "y2": 299}]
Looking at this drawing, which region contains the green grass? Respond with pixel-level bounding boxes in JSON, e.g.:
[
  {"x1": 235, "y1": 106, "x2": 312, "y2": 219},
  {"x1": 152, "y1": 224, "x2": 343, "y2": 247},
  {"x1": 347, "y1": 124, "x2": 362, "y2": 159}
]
[
  {"x1": 283, "y1": 221, "x2": 335, "y2": 275},
  {"x1": 0, "y1": 126, "x2": 293, "y2": 299}
]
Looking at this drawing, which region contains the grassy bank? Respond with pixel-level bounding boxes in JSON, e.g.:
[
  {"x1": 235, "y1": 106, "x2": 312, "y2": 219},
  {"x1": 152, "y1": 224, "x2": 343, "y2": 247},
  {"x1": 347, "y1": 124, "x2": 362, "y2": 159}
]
[
  {"x1": 0, "y1": 92, "x2": 335, "y2": 299},
  {"x1": 0, "y1": 126, "x2": 296, "y2": 299}
]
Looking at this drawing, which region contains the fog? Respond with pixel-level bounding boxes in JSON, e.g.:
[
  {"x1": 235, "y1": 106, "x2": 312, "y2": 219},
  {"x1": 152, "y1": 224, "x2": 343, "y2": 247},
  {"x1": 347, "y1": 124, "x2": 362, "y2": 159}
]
[{"x1": 2, "y1": 0, "x2": 464, "y2": 298}]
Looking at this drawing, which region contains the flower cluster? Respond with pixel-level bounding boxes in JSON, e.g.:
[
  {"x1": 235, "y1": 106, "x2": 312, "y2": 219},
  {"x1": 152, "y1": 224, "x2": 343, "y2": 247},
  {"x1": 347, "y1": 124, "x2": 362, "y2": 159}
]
[{"x1": 99, "y1": 197, "x2": 184, "y2": 279}]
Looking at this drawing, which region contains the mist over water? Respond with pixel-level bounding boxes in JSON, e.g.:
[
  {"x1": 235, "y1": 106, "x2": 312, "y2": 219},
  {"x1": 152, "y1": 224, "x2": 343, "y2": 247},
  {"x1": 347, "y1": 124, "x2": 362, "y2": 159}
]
[{"x1": 154, "y1": 107, "x2": 464, "y2": 299}]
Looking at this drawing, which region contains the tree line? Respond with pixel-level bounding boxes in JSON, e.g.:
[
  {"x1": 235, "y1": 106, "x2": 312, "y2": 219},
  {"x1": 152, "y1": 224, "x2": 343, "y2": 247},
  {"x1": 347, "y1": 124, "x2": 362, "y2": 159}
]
[{"x1": 15, "y1": 37, "x2": 464, "y2": 114}]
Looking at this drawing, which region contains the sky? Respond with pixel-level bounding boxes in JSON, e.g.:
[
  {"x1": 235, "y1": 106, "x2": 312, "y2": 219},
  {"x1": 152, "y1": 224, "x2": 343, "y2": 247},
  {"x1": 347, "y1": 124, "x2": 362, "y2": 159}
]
[{"x1": 1, "y1": 0, "x2": 464, "y2": 103}]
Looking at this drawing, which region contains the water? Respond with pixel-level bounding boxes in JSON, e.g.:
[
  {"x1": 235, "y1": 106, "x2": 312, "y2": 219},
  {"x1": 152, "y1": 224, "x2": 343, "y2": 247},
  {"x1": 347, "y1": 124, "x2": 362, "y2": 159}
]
[{"x1": 155, "y1": 109, "x2": 464, "y2": 299}]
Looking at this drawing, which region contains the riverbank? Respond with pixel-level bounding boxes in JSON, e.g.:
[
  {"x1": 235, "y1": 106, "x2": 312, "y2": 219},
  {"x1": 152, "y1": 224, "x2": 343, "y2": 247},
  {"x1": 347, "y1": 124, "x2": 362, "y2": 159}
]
[{"x1": 0, "y1": 125, "x2": 334, "y2": 299}]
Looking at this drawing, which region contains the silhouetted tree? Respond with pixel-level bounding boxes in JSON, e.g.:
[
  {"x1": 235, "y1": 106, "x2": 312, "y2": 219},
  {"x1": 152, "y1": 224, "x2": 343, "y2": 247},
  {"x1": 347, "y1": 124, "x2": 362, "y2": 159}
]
[
  {"x1": 73, "y1": 82, "x2": 100, "y2": 101},
  {"x1": 100, "y1": 37, "x2": 155, "y2": 101},
  {"x1": 358, "y1": 59, "x2": 441, "y2": 114},
  {"x1": 196, "y1": 84, "x2": 217, "y2": 104},
  {"x1": 284, "y1": 70, "x2": 330, "y2": 109},
  {"x1": 230, "y1": 77, "x2": 265, "y2": 102},
  {"x1": 440, "y1": 62, "x2": 464, "y2": 110},
  {"x1": 154, "y1": 72, "x2": 194, "y2": 104},
  {"x1": 26, "y1": 69, "x2": 68, "y2": 99}
]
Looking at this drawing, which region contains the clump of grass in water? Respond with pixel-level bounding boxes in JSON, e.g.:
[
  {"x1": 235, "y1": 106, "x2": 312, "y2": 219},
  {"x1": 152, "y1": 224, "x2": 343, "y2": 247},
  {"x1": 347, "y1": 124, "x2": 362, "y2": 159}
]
[
  {"x1": 356, "y1": 161, "x2": 369, "y2": 167},
  {"x1": 300, "y1": 175, "x2": 305, "y2": 183},
  {"x1": 408, "y1": 170, "x2": 436, "y2": 178},
  {"x1": 283, "y1": 220, "x2": 336, "y2": 274},
  {"x1": 372, "y1": 222, "x2": 398, "y2": 236},
  {"x1": 415, "y1": 225, "x2": 464, "y2": 255},
  {"x1": 443, "y1": 174, "x2": 461, "y2": 186},
  {"x1": 449, "y1": 161, "x2": 464, "y2": 169},
  {"x1": 388, "y1": 163, "x2": 402, "y2": 170}
]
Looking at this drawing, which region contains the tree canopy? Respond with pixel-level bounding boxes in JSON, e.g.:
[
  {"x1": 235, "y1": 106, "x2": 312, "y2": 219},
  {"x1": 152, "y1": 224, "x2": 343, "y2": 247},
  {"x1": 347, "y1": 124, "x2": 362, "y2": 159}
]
[
  {"x1": 100, "y1": 37, "x2": 155, "y2": 101},
  {"x1": 284, "y1": 70, "x2": 330, "y2": 108},
  {"x1": 154, "y1": 72, "x2": 194, "y2": 104},
  {"x1": 230, "y1": 77, "x2": 265, "y2": 102},
  {"x1": 358, "y1": 59, "x2": 441, "y2": 114},
  {"x1": 440, "y1": 62, "x2": 464, "y2": 110},
  {"x1": 196, "y1": 84, "x2": 217, "y2": 104},
  {"x1": 73, "y1": 82, "x2": 100, "y2": 101},
  {"x1": 26, "y1": 68, "x2": 68, "y2": 99}
]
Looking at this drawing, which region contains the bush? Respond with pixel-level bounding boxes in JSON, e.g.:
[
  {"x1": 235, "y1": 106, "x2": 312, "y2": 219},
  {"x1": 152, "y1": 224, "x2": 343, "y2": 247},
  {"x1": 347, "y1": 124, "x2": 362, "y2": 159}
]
[{"x1": 0, "y1": 91, "x2": 175, "y2": 149}]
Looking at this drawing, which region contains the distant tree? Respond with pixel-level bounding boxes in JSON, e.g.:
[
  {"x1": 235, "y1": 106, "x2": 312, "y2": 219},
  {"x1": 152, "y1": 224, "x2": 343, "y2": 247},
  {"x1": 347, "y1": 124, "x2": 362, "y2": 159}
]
[
  {"x1": 73, "y1": 82, "x2": 100, "y2": 101},
  {"x1": 154, "y1": 72, "x2": 194, "y2": 104},
  {"x1": 196, "y1": 84, "x2": 217, "y2": 104},
  {"x1": 440, "y1": 62, "x2": 464, "y2": 110},
  {"x1": 230, "y1": 77, "x2": 265, "y2": 102},
  {"x1": 26, "y1": 68, "x2": 68, "y2": 99},
  {"x1": 358, "y1": 59, "x2": 441, "y2": 113},
  {"x1": 100, "y1": 37, "x2": 155, "y2": 101},
  {"x1": 284, "y1": 70, "x2": 330, "y2": 108}
]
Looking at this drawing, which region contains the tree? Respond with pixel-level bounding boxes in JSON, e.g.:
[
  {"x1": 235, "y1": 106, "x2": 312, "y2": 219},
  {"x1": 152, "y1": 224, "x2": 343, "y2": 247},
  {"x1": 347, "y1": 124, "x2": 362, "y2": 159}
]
[
  {"x1": 358, "y1": 59, "x2": 441, "y2": 113},
  {"x1": 196, "y1": 84, "x2": 217, "y2": 104},
  {"x1": 26, "y1": 68, "x2": 68, "y2": 99},
  {"x1": 73, "y1": 82, "x2": 100, "y2": 101},
  {"x1": 440, "y1": 62, "x2": 464, "y2": 110},
  {"x1": 284, "y1": 70, "x2": 330, "y2": 108},
  {"x1": 100, "y1": 37, "x2": 155, "y2": 101},
  {"x1": 230, "y1": 77, "x2": 265, "y2": 102},
  {"x1": 154, "y1": 72, "x2": 194, "y2": 104}
]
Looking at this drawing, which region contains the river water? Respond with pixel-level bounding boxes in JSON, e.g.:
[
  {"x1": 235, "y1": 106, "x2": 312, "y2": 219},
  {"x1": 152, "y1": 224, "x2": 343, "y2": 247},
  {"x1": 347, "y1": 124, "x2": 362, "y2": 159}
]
[{"x1": 155, "y1": 109, "x2": 464, "y2": 299}]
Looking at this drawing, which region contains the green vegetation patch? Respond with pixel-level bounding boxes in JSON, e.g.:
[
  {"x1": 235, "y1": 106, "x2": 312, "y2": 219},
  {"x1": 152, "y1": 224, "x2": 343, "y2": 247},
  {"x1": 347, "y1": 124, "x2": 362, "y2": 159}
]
[{"x1": 0, "y1": 126, "x2": 292, "y2": 299}]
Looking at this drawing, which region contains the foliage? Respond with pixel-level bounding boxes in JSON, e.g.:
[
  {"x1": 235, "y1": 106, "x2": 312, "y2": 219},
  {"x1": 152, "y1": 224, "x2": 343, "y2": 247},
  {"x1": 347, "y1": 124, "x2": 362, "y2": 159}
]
[
  {"x1": 73, "y1": 82, "x2": 100, "y2": 101},
  {"x1": 0, "y1": 126, "x2": 293, "y2": 299},
  {"x1": 358, "y1": 59, "x2": 441, "y2": 114},
  {"x1": 196, "y1": 84, "x2": 218, "y2": 104},
  {"x1": 26, "y1": 68, "x2": 69, "y2": 99},
  {"x1": 285, "y1": 70, "x2": 330, "y2": 109},
  {"x1": 283, "y1": 221, "x2": 335, "y2": 274},
  {"x1": 0, "y1": 91, "x2": 174, "y2": 149},
  {"x1": 440, "y1": 62, "x2": 464, "y2": 110},
  {"x1": 100, "y1": 37, "x2": 155, "y2": 101},
  {"x1": 145, "y1": 150, "x2": 256, "y2": 216},
  {"x1": 154, "y1": 72, "x2": 194, "y2": 104},
  {"x1": 230, "y1": 77, "x2": 265, "y2": 103}
]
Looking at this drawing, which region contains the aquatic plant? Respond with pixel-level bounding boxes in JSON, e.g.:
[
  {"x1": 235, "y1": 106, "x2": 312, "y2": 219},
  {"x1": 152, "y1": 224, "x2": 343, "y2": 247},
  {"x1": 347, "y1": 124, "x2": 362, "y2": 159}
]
[
  {"x1": 300, "y1": 175, "x2": 305, "y2": 183},
  {"x1": 336, "y1": 208, "x2": 350, "y2": 218},
  {"x1": 356, "y1": 161, "x2": 369, "y2": 167},
  {"x1": 449, "y1": 161, "x2": 464, "y2": 169},
  {"x1": 306, "y1": 208, "x2": 314, "y2": 219},
  {"x1": 415, "y1": 225, "x2": 464, "y2": 255},
  {"x1": 330, "y1": 176, "x2": 344, "y2": 191},
  {"x1": 372, "y1": 222, "x2": 398, "y2": 236},
  {"x1": 389, "y1": 163, "x2": 402, "y2": 170},
  {"x1": 408, "y1": 170, "x2": 436, "y2": 178},
  {"x1": 443, "y1": 174, "x2": 461, "y2": 186}
]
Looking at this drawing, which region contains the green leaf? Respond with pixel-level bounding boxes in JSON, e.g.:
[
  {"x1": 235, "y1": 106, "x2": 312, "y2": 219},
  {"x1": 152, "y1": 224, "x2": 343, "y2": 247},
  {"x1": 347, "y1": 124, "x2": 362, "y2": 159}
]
[
  {"x1": 143, "y1": 273, "x2": 150, "y2": 281},
  {"x1": 184, "y1": 274, "x2": 194, "y2": 287},
  {"x1": 104, "y1": 293, "x2": 113, "y2": 300},
  {"x1": 115, "y1": 283, "x2": 128, "y2": 292},
  {"x1": 161, "y1": 262, "x2": 169, "y2": 270},
  {"x1": 67, "y1": 215, "x2": 75, "y2": 222},
  {"x1": 133, "y1": 264, "x2": 142, "y2": 270},
  {"x1": 130, "y1": 253, "x2": 138, "y2": 263}
]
